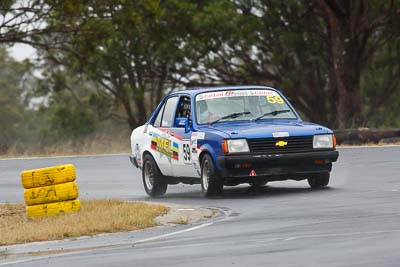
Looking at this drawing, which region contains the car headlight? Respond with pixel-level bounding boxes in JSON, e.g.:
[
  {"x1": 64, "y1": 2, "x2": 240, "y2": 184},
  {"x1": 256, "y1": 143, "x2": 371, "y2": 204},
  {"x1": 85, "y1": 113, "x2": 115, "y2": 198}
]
[
  {"x1": 313, "y1": 134, "x2": 334, "y2": 149},
  {"x1": 225, "y1": 139, "x2": 250, "y2": 153}
]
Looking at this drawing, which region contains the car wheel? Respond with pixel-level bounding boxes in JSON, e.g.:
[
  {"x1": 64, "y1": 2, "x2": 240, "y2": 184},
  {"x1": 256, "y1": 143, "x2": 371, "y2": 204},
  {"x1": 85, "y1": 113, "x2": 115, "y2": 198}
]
[
  {"x1": 142, "y1": 154, "x2": 167, "y2": 197},
  {"x1": 249, "y1": 181, "x2": 268, "y2": 187},
  {"x1": 201, "y1": 154, "x2": 223, "y2": 197},
  {"x1": 308, "y1": 172, "x2": 330, "y2": 188}
]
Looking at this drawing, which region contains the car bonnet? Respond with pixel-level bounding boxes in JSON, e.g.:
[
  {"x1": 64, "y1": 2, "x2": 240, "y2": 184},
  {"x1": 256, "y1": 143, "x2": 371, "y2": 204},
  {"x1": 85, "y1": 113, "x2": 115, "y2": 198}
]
[{"x1": 202, "y1": 120, "x2": 332, "y2": 139}]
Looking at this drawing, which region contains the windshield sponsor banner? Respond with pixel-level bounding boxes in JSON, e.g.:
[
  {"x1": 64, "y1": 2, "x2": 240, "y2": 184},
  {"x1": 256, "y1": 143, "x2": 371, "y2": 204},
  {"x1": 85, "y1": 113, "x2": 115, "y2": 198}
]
[{"x1": 196, "y1": 89, "x2": 278, "y2": 101}]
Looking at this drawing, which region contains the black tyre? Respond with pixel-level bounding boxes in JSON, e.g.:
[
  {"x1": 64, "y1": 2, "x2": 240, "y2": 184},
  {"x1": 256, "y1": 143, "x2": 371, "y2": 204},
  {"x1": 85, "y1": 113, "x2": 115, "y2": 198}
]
[
  {"x1": 142, "y1": 154, "x2": 168, "y2": 197},
  {"x1": 201, "y1": 154, "x2": 223, "y2": 197},
  {"x1": 308, "y1": 172, "x2": 330, "y2": 188}
]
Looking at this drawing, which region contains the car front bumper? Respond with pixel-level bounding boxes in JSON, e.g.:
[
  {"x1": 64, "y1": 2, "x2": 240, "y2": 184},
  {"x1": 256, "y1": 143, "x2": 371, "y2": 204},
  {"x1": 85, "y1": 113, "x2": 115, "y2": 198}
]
[{"x1": 217, "y1": 150, "x2": 339, "y2": 182}]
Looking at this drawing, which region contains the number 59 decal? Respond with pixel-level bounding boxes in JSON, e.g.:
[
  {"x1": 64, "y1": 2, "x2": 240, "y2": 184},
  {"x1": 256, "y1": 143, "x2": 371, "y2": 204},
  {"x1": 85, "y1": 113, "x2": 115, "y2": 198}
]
[
  {"x1": 267, "y1": 95, "x2": 284, "y2": 104},
  {"x1": 182, "y1": 141, "x2": 191, "y2": 164}
]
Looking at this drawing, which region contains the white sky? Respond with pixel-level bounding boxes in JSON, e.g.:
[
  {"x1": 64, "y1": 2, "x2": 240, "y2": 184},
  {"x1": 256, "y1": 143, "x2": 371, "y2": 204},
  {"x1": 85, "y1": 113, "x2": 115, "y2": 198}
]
[{"x1": 8, "y1": 43, "x2": 36, "y2": 61}]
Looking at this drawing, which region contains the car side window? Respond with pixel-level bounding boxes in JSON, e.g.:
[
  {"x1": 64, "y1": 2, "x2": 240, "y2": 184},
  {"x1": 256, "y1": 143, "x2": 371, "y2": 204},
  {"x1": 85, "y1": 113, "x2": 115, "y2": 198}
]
[
  {"x1": 153, "y1": 103, "x2": 165, "y2": 127},
  {"x1": 175, "y1": 96, "x2": 191, "y2": 120},
  {"x1": 160, "y1": 96, "x2": 178, "y2": 127}
]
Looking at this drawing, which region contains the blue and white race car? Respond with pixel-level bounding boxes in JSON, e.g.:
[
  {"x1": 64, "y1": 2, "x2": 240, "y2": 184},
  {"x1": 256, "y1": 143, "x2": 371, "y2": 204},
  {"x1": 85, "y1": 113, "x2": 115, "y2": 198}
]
[{"x1": 130, "y1": 86, "x2": 339, "y2": 197}]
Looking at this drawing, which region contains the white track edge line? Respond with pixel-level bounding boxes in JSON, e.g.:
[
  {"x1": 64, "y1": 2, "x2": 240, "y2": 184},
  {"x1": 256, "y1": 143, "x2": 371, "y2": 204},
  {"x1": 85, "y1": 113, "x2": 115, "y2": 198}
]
[
  {"x1": 134, "y1": 222, "x2": 213, "y2": 244},
  {"x1": 0, "y1": 222, "x2": 213, "y2": 266}
]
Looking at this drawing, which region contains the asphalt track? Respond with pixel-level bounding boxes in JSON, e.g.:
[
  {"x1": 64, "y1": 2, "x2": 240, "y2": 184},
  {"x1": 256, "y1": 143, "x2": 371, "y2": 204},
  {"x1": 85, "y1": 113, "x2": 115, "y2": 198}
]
[{"x1": 1, "y1": 146, "x2": 400, "y2": 266}]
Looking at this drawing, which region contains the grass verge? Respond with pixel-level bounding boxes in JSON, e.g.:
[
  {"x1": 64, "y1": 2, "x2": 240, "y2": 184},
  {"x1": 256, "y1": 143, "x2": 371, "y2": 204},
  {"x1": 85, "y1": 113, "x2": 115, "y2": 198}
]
[
  {"x1": 0, "y1": 129, "x2": 131, "y2": 159},
  {"x1": 0, "y1": 200, "x2": 168, "y2": 246}
]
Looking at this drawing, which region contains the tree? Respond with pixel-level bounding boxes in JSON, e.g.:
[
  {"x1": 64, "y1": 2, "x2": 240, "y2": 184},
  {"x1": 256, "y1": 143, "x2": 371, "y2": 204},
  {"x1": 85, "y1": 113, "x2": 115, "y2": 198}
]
[
  {"x1": 361, "y1": 35, "x2": 400, "y2": 127},
  {"x1": 0, "y1": 0, "x2": 77, "y2": 48},
  {"x1": 183, "y1": 0, "x2": 400, "y2": 128},
  {"x1": 0, "y1": 46, "x2": 32, "y2": 153},
  {"x1": 313, "y1": 0, "x2": 400, "y2": 128},
  {"x1": 3, "y1": 0, "x2": 398, "y2": 131},
  {"x1": 35, "y1": 68, "x2": 99, "y2": 142},
  {"x1": 37, "y1": 0, "x2": 196, "y2": 130}
]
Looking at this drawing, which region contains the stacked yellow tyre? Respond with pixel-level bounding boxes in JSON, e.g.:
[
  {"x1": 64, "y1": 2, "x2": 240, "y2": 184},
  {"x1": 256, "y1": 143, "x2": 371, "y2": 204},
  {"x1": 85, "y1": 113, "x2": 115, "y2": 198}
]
[{"x1": 21, "y1": 164, "x2": 81, "y2": 218}]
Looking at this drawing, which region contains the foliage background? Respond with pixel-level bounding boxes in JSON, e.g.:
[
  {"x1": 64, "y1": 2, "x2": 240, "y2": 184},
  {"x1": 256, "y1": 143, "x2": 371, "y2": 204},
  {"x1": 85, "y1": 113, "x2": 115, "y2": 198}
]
[{"x1": 0, "y1": 0, "x2": 399, "y2": 155}]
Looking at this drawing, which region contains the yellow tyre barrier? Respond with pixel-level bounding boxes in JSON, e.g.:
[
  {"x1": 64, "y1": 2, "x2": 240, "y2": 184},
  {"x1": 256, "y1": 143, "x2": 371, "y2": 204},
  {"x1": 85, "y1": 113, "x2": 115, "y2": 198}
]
[
  {"x1": 24, "y1": 182, "x2": 79, "y2": 206},
  {"x1": 21, "y1": 164, "x2": 76, "y2": 189},
  {"x1": 26, "y1": 199, "x2": 81, "y2": 218}
]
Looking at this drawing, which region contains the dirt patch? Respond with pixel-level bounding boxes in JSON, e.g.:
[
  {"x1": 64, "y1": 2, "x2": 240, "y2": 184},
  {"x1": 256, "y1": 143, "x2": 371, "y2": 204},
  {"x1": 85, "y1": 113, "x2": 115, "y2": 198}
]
[{"x1": 155, "y1": 204, "x2": 218, "y2": 226}]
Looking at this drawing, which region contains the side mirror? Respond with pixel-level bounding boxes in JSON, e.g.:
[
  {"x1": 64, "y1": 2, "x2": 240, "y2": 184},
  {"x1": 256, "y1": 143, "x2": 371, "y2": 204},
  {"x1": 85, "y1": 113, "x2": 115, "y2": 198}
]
[{"x1": 175, "y1": 117, "x2": 190, "y2": 133}]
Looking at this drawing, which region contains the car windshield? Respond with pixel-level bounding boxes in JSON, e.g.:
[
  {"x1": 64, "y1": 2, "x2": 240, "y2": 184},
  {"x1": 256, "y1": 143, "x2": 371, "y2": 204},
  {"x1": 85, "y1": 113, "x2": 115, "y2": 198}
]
[{"x1": 195, "y1": 89, "x2": 297, "y2": 124}]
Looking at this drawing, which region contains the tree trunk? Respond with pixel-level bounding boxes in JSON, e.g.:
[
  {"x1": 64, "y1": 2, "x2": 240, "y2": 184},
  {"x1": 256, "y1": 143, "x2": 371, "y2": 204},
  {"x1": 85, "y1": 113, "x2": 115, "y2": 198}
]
[
  {"x1": 133, "y1": 93, "x2": 147, "y2": 128},
  {"x1": 323, "y1": 2, "x2": 363, "y2": 129},
  {"x1": 121, "y1": 97, "x2": 137, "y2": 130}
]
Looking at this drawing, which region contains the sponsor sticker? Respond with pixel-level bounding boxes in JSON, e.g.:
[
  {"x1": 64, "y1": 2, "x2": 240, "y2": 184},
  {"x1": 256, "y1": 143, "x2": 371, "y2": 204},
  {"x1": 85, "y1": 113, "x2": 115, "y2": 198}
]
[
  {"x1": 135, "y1": 144, "x2": 142, "y2": 165},
  {"x1": 193, "y1": 162, "x2": 201, "y2": 176},
  {"x1": 151, "y1": 132, "x2": 179, "y2": 160},
  {"x1": 191, "y1": 132, "x2": 205, "y2": 147},
  {"x1": 272, "y1": 132, "x2": 290, "y2": 138},
  {"x1": 178, "y1": 119, "x2": 186, "y2": 126},
  {"x1": 191, "y1": 132, "x2": 205, "y2": 140}
]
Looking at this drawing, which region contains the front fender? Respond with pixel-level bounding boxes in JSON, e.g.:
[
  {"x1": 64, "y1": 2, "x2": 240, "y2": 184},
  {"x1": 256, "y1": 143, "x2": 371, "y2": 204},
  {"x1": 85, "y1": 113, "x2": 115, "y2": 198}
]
[{"x1": 199, "y1": 143, "x2": 223, "y2": 171}]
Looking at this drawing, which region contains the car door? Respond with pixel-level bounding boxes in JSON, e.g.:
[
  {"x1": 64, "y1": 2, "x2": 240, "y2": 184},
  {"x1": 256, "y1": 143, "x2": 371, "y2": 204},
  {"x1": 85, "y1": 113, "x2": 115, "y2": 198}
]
[
  {"x1": 169, "y1": 95, "x2": 197, "y2": 178},
  {"x1": 148, "y1": 96, "x2": 179, "y2": 176}
]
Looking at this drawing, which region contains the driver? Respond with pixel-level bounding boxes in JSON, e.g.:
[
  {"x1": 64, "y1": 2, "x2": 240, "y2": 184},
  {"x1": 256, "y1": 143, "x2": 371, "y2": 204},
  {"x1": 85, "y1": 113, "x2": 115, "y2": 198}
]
[{"x1": 198, "y1": 100, "x2": 219, "y2": 124}]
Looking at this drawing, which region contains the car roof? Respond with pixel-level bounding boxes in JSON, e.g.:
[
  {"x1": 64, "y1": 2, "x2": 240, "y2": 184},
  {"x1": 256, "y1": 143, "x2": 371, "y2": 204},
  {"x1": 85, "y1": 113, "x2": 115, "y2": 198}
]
[{"x1": 169, "y1": 85, "x2": 279, "y2": 97}]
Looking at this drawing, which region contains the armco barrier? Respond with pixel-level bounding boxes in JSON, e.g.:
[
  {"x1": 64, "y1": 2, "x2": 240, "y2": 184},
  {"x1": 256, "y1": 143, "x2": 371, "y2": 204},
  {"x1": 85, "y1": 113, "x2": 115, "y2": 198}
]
[
  {"x1": 335, "y1": 128, "x2": 400, "y2": 144},
  {"x1": 21, "y1": 164, "x2": 81, "y2": 218}
]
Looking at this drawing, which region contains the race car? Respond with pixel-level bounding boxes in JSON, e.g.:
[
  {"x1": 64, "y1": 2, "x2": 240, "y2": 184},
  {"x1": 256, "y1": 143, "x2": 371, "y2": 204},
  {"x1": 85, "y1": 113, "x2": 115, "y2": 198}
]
[{"x1": 130, "y1": 85, "x2": 339, "y2": 197}]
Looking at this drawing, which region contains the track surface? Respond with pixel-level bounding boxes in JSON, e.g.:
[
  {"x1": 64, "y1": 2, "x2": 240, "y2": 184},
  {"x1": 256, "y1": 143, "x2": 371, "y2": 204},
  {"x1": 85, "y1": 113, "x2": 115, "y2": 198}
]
[{"x1": 1, "y1": 147, "x2": 400, "y2": 266}]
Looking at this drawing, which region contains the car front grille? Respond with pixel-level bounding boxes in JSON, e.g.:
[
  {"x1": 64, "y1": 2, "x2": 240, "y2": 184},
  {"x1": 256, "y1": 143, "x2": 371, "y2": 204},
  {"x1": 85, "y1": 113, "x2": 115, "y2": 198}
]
[{"x1": 247, "y1": 136, "x2": 313, "y2": 154}]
